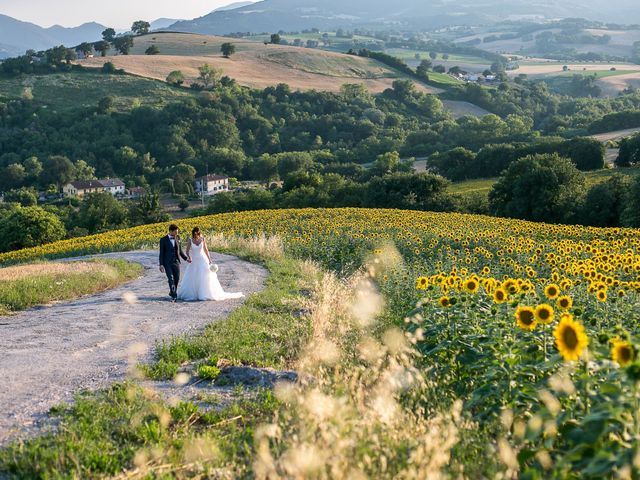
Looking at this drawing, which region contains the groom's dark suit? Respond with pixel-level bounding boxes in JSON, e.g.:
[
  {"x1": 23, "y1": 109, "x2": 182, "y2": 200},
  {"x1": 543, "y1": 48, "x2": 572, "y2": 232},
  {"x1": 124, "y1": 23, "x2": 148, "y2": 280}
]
[{"x1": 159, "y1": 235, "x2": 188, "y2": 299}]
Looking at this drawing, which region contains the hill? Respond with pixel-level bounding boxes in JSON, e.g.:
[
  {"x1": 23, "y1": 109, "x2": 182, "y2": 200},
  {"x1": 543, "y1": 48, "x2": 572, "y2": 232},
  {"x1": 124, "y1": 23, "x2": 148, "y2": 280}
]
[
  {"x1": 0, "y1": 14, "x2": 105, "y2": 59},
  {"x1": 78, "y1": 32, "x2": 437, "y2": 93},
  {"x1": 168, "y1": 0, "x2": 640, "y2": 35}
]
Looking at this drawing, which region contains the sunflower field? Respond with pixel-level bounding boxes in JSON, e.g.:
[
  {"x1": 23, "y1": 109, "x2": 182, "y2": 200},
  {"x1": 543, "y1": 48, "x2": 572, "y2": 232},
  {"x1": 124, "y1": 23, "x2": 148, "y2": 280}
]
[{"x1": 3, "y1": 207, "x2": 640, "y2": 477}]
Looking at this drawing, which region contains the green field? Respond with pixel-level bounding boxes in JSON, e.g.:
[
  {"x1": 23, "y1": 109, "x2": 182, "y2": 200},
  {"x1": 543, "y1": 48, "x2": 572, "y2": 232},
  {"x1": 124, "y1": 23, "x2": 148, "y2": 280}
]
[
  {"x1": 386, "y1": 48, "x2": 488, "y2": 65},
  {"x1": 0, "y1": 70, "x2": 193, "y2": 112},
  {"x1": 449, "y1": 166, "x2": 640, "y2": 196}
]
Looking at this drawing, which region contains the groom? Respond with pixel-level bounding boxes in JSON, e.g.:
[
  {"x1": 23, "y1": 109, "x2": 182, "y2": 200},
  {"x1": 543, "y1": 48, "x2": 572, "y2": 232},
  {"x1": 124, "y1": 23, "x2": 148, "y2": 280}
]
[{"x1": 159, "y1": 224, "x2": 189, "y2": 302}]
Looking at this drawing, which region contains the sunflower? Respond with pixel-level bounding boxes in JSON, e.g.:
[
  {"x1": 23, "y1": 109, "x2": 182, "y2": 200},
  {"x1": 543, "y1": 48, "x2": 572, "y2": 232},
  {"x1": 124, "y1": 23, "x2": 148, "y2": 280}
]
[
  {"x1": 544, "y1": 284, "x2": 560, "y2": 300},
  {"x1": 463, "y1": 278, "x2": 479, "y2": 294},
  {"x1": 611, "y1": 339, "x2": 635, "y2": 367},
  {"x1": 553, "y1": 315, "x2": 588, "y2": 362},
  {"x1": 493, "y1": 287, "x2": 508, "y2": 304},
  {"x1": 416, "y1": 276, "x2": 428, "y2": 290},
  {"x1": 535, "y1": 304, "x2": 555, "y2": 325},
  {"x1": 556, "y1": 295, "x2": 573, "y2": 311},
  {"x1": 439, "y1": 296, "x2": 451, "y2": 308},
  {"x1": 515, "y1": 306, "x2": 537, "y2": 331},
  {"x1": 596, "y1": 290, "x2": 607, "y2": 302}
]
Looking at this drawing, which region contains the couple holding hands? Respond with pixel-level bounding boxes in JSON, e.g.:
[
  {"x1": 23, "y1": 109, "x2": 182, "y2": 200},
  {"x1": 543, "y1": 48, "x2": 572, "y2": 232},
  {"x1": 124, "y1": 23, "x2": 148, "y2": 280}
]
[{"x1": 159, "y1": 224, "x2": 243, "y2": 302}]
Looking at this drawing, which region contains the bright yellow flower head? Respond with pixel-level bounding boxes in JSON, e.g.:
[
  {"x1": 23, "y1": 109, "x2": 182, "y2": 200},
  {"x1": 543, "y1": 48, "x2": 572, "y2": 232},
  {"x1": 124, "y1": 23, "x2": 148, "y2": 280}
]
[
  {"x1": 554, "y1": 315, "x2": 588, "y2": 362},
  {"x1": 463, "y1": 278, "x2": 479, "y2": 294},
  {"x1": 416, "y1": 276, "x2": 428, "y2": 290},
  {"x1": 515, "y1": 306, "x2": 537, "y2": 331},
  {"x1": 611, "y1": 339, "x2": 635, "y2": 367},
  {"x1": 535, "y1": 304, "x2": 555, "y2": 325},
  {"x1": 544, "y1": 284, "x2": 560, "y2": 300},
  {"x1": 556, "y1": 295, "x2": 573, "y2": 311},
  {"x1": 493, "y1": 287, "x2": 508, "y2": 304}
]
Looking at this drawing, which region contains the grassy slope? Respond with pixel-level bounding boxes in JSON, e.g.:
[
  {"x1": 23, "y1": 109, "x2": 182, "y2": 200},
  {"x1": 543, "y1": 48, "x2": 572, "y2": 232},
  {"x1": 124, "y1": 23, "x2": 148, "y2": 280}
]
[
  {"x1": 77, "y1": 32, "x2": 438, "y2": 94},
  {"x1": 449, "y1": 167, "x2": 640, "y2": 196},
  {"x1": 0, "y1": 259, "x2": 143, "y2": 315},
  {"x1": 0, "y1": 70, "x2": 193, "y2": 112}
]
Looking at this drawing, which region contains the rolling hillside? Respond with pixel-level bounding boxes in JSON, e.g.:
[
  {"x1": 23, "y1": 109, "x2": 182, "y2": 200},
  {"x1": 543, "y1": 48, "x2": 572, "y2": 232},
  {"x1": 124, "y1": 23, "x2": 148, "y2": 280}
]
[
  {"x1": 79, "y1": 32, "x2": 438, "y2": 93},
  {"x1": 168, "y1": 0, "x2": 640, "y2": 35}
]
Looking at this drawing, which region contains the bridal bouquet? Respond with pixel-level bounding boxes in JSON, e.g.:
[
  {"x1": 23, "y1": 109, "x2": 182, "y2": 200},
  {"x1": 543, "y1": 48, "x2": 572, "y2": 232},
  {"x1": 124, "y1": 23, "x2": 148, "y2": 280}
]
[{"x1": 209, "y1": 263, "x2": 219, "y2": 273}]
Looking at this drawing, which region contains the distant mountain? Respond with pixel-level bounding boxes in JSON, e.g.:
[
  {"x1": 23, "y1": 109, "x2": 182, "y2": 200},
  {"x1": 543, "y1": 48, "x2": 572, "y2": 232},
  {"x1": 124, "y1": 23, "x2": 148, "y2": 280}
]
[
  {"x1": 213, "y1": 2, "x2": 255, "y2": 12},
  {"x1": 150, "y1": 18, "x2": 183, "y2": 31},
  {"x1": 0, "y1": 14, "x2": 106, "y2": 58},
  {"x1": 168, "y1": 0, "x2": 640, "y2": 35}
]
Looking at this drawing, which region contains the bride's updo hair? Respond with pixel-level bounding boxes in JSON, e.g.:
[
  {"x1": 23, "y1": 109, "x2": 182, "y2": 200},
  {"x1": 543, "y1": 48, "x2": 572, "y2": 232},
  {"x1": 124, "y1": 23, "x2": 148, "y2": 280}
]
[{"x1": 192, "y1": 227, "x2": 202, "y2": 239}]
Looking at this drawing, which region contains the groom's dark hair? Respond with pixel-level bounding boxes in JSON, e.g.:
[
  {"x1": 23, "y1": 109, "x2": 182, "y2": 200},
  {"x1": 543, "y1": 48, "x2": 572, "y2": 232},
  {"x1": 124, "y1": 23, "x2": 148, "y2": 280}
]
[{"x1": 168, "y1": 224, "x2": 179, "y2": 232}]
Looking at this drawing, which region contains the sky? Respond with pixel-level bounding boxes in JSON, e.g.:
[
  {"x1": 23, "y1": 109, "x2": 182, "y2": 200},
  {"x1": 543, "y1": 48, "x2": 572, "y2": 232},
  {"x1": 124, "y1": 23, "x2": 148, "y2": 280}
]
[{"x1": 0, "y1": 0, "x2": 241, "y2": 28}]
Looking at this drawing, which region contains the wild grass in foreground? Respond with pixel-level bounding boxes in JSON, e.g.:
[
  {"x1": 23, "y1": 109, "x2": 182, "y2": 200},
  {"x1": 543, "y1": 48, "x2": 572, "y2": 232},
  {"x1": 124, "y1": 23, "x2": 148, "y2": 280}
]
[
  {"x1": 0, "y1": 382, "x2": 279, "y2": 479},
  {"x1": 0, "y1": 259, "x2": 143, "y2": 315}
]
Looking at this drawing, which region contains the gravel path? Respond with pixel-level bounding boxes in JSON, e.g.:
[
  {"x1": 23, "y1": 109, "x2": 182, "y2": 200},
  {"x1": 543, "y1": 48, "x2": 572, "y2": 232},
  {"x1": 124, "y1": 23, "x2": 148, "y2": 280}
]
[{"x1": 0, "y1": 250, "x2": 267, "y2": 446}]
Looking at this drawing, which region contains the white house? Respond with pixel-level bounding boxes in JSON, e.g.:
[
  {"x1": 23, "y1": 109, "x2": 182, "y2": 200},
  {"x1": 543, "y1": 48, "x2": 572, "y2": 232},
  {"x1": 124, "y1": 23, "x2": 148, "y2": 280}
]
[
  {"x1": 63, "y1": 178, "x2": 125, "y2": 197},
  {"x1": 99, "y1": 178, "x2": 126, "y2": 196},
  {"x1": 195, "y1": 174, "x2": 229, "y2": 196}
]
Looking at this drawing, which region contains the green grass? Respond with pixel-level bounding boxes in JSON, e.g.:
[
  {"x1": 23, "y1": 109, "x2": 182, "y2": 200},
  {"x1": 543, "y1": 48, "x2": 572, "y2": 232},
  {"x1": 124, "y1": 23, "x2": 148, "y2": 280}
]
[
  {"x1": 0, "y1": 70, "x2": 194, "y2": 112},
  {"x1": 385, "y1": 49, "x2": 489, "y2": 65},
  {"x1": 448, "y1": 167, "x2": 640, "y2": 199},
  {"x1": 0, "y1": 251, "x2": 315, "y2": 478},
  {"x1": 0, "y1": 259, "x2": 143, "y2": 315},
  {"x1": 0, "y1": 382, "x2": 278, "y2": 479},
  {"x1": 142, "y1": 256, "x2": 313, "y2": 379},
  {"x1": 427, "y1": 71, "x2": 464, "y2": 87}
]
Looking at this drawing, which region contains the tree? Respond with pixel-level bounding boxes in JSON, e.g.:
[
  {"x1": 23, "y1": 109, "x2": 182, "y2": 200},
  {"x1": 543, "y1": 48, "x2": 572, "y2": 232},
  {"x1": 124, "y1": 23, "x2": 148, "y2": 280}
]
[
  {"x1": 489, "y1": 154, "x2": 584, "y2": 223},
  {"x1": 166, "y1": 70, "x2": 185, "y2": 86},
  {"x1": 429, "y1": 147, "x2": 477, "y2": 181},
  {"x1": 617, "y1": 134, "x2": 640, "y2": 167},
  {"x1": 178, "y1": 196, "x2": 190, "y2": 212},
  {"x1": 4, "y1": 188, "x2": 38, "y2": 207},
  {"x1": 102, "y1": 28, "x2": 116, "y2": 42},
  {"x1": 579, "y1": 174, "x2": 630, "y2": 227},
  {"x1": 94, "y1": 41, "x2": 110, "y2": 57},
  {"x1": 270, "y1": 34, "x2": 281, "y2": 44},
  {"x1": 0, "y1": 206, "x2": 66, "y2": 252},
  {"x1": 429, "y1": 51, "x2": 437, "y2": 60},
  {"x1": 442, "y1": 53, "x2": 450, "y2": 60},
  {"x1": 113, "y1": 36, "x2": 134, "y2": 55},
  {"x1": 129, "y1": 190, "x2": 169, "y2": 225},
  {"x1": 42, "y1": 156, "x2": 75, "y2": 189},
  {"x1": 558, "y1": 137, "x2": 605, "y2": 171},
  {"x1": 1, "y1": 163, "x2": 27, "y2": 190},
  {"x1": 198, "y1": 64, "x2": 222, "y2": 89},
  {"x1": 74, "y1": 160, "x2": 96, "y2": 180},
  {"x1": 416, "y1": 59, "x2": 432, "y2": 78},
  {"x1": 131, "y1": 21, "x2": 151, "y2": 35},
  {"x1": 251, "y1": 155, "x2": 279, "y2": 184},
  {"x1": 97, "y1": 96, "x2": 115, "y2": 114},
  {"x1": 64, "y1": 48, "x2": 77, "y2": 64},
  {"x1": 23, "y1": 157, "x2": 43, "y2": 182},
  {"x1": 221, "y1": 42, "x2": 236, "y2": 58},
  {"x1": 145, "y1": 45, "x2": 160, "y2": 55},
  {"x1": 76, "y1": 42, "x2": 93, "y2": 57},
  {"x1": 75, "y1": 192, "x2": 129, "y2": 233}
]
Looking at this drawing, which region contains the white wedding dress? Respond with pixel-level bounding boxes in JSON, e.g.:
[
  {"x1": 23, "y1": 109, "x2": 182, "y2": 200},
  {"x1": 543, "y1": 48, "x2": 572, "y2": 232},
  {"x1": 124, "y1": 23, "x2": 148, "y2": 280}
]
[{"x1": 177, "y1": 239, "x2": 244, "y2": 301}]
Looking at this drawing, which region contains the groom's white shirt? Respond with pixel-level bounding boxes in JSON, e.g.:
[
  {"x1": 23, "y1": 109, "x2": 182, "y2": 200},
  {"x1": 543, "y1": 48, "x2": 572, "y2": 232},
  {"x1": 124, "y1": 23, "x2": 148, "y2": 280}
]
[{"x1": 168, "y1": 234, "x2": 176, "y2": 248}]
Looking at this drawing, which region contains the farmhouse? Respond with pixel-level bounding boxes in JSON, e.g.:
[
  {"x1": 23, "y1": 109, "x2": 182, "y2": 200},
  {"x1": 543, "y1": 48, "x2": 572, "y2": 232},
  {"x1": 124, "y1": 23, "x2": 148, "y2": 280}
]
[
  {"x1": 195, "y1": 174, "x2": 229, "y2": 196},
  {"x1": 63, "y1": 178, "x2": 125, "y2": 197}
]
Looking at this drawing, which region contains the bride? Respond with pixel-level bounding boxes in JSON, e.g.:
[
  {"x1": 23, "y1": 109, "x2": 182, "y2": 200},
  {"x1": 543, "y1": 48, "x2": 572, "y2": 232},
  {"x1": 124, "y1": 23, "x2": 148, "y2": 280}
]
[{"x1": 177, "y1": 227, "x2": 244, "y2": 301}]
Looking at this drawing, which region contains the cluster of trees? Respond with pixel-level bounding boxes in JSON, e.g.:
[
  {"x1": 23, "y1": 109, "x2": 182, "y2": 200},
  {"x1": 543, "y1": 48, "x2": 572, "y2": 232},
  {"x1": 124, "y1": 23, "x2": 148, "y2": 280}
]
[
  {"x1": 0, "y1": 190, "x2": 169, "y2": 252},
  {"x1": 203, "y1": 152, "x2": 469, "y2": 215},
  {"x1": 429, "y1": 137, "x2": 605, "y2": 181},
  {"x1": 449, "y1": 79, "x2": 640, "y2": 134},
  {"x1": 488, "y1": 153, "x2": 640, "y2": 228}
]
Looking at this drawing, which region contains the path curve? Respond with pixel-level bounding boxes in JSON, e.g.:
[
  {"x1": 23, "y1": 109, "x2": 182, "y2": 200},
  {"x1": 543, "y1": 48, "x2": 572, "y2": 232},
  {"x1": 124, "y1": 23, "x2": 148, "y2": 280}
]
[{"x1": 0, "y1": 250, "x2": 267, "y2": 446}]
